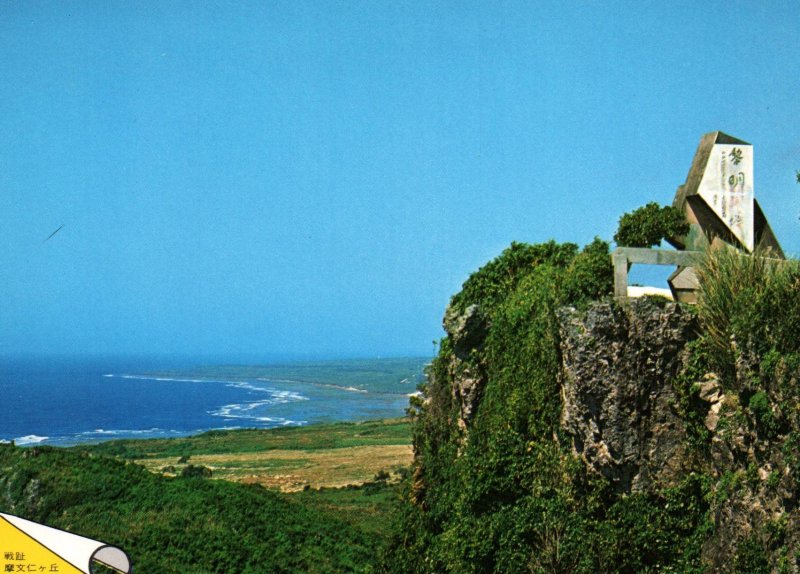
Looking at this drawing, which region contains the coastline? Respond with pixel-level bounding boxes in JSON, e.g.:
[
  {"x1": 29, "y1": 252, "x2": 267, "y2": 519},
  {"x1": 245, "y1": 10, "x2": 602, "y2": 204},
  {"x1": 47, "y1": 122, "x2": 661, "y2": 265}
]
[{"x1": 1, "y1": 356, "x2": 427, "y2": 448}]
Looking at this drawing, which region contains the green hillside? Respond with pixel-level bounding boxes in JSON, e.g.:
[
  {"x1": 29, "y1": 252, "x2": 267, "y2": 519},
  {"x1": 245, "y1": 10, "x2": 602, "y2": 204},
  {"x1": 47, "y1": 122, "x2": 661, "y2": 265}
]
[{"x1": 0, "y1": 423, "x2": 408, "y2": 573}]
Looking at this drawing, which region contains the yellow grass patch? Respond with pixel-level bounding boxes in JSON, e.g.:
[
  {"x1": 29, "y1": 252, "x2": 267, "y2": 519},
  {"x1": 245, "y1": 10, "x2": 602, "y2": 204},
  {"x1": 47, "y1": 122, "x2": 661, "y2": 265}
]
[{"x1": 138, "y1": 444, "x2": 413, "y2": 492}]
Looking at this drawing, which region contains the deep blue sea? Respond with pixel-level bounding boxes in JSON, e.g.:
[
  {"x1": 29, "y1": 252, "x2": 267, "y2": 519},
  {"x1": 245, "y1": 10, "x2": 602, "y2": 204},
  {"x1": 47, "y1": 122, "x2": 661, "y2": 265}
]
[{"x1": 0, "y1": 355, "x2": 418, "y2": 447}]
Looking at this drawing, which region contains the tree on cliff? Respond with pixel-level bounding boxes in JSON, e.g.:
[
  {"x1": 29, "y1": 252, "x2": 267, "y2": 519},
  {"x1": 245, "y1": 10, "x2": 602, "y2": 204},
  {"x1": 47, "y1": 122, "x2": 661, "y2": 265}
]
[{"x1": 613, "y1": 202, "x2": 689, "y2": 248}]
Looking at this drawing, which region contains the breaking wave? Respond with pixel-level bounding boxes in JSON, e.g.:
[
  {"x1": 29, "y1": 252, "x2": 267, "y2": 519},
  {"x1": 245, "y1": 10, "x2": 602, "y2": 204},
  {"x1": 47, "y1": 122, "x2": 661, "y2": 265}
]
[
  {"x1": 209, "y1": 385, "x2": 308, "y2": 424},
  {"x1": 13, "y1": 435, "x2": 49, "y2": 445}
]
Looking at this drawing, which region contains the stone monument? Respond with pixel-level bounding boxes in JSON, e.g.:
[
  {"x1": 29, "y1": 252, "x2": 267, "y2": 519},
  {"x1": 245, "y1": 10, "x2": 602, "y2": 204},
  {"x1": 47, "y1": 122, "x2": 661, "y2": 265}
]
[
  {"x1": 613, "y1": 131, "x2": 783, "y2": 303},
  {"x1": 669, "y1": 131, "x2": 782, "y2": 255}
]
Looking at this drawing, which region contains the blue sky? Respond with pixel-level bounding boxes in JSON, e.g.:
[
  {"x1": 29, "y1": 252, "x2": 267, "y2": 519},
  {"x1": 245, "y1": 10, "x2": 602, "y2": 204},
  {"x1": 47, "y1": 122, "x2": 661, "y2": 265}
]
[{"x1": 2, "y1": 1, "x2": 799, "y2": 359}]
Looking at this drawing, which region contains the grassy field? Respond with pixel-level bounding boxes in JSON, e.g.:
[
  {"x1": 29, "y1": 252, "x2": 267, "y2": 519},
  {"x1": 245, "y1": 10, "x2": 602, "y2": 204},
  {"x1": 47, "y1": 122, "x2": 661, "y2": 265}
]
[{"x1": 74, "y1": 418, "x2": 413, "y2": 492}]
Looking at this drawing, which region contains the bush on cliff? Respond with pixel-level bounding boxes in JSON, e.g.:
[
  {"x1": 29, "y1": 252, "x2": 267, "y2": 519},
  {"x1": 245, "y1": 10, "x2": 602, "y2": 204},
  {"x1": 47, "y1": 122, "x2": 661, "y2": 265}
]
[
  {"x1": 694, "y1": 247, "x2": 800, "y2": 535},
  {"x1": 696, "y1": 247, "x2": 800, "y2": 375},
  {"x1": 613, "y1": 202, "x2": 689, "y2": 248}
]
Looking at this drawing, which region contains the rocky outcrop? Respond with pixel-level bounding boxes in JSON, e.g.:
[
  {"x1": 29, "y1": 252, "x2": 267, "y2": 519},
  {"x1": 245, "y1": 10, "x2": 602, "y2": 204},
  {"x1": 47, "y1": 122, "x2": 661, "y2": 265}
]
[
  {"x1": 443, "y1": 304, "x2": 489, "y2": 431},
  {"x1": 557, "y1": 297, "x2": 800, "y2": 570},
  {"x1": 558, "y1": 297, "x2": 697, "y2": 493},
  {"x1": 702, "y1": 373, "x2": 800, "y2": 572},
  {"x1": 423, "y1": 291, "x2": 800, "y2": 571}
]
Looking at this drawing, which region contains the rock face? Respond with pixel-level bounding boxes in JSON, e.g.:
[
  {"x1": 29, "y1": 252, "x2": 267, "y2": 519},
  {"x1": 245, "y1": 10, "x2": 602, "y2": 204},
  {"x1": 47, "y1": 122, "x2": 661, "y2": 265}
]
[
  {"x1": 443, "y1": 304, "x2": 489, "y2": 431},
  {"x1": 431, "y1": 295, "x2": 800, "y2": 571},
  {"x1": 557, "y1": 298, "x2": 800, "y2": 569},
  {"x1": 558, "y1": 298, "x2": 697, "y2": 493}
]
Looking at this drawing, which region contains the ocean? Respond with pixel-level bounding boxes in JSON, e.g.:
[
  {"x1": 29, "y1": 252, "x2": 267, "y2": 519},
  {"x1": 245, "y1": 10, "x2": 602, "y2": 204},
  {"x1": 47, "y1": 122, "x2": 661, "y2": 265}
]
[{"x1": 0, "y1": 355, "x2": 426, "y2": 447}]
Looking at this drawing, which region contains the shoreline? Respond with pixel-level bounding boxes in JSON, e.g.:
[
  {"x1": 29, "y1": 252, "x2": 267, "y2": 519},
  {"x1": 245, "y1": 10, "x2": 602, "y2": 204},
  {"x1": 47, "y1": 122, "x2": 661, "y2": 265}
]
[
  {"x1": 4, "y1": 415, "x2": 411, "y2": 449},
  {"x1": 1, "y1": 356, "x2": 426, "y2": 449}
]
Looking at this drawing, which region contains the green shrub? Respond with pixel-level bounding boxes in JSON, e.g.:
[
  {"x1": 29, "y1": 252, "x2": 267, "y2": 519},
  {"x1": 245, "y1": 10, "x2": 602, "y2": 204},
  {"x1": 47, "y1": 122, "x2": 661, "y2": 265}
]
[
  {"x1": 734, "y1": 535, "x2": 771, "y2": 574},
  {"x1": 562, "y1": 237, "x2": 614, "y2": 306},
  {"x1": 613, "y1": 202, "x2": 689, "y2": 248},
  {"x1": 695, "y1": 247, "x2": 800, "y2": 378},
  {"x1": 749, "y1": 391, "x2": 779, "y2": 438},
  {"x1": 671, "y1": 336, "x2": 714, "y2": 451},
  {"x1": 449, "y1": 240, "x2": 579, "y2": 316},
  {"x1": 180, "y1": 464, "x2": 212, "y2": 478}
]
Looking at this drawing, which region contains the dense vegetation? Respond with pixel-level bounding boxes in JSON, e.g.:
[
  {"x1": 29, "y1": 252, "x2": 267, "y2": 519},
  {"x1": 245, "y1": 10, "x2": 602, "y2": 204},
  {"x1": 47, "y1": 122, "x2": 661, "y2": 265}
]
[
  {"x1": 0, "y1": 423, "x2": 407, "y2": 573},
  {"x1": 381, "y1": 240, "x2": 800, "y2": 573},
  {"x1": 695, "y1": 248, "x2": 800, "y2": 369}
]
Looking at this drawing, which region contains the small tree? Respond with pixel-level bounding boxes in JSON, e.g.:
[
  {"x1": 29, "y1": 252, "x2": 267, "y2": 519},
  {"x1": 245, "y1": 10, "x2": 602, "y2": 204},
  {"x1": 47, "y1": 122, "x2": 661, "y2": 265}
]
[
  {"x1": 181, "y1": 464, "x2": 212, "y2": 479},
  {"x1": 614, "y1": 202, "x2": 690, "y2": 248}
]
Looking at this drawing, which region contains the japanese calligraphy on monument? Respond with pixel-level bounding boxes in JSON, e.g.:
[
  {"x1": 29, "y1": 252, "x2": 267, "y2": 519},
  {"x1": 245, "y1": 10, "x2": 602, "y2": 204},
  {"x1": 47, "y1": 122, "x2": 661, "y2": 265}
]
[{"x1": 696, "y1": 143, "x2": 754, "y2": 251}]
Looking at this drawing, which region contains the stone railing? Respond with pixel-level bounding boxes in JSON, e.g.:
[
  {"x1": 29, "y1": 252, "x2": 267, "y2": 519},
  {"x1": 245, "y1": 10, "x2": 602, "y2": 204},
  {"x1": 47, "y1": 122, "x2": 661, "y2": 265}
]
[{"x1": 612, "y1": 247, "x2": 702, "y2": 299}]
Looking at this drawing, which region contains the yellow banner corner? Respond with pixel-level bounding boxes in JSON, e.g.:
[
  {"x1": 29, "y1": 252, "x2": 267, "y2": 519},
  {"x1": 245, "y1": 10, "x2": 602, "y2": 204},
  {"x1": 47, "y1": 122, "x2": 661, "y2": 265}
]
[{"x1": 0, "y1": 513, "x2": 131, "y2": 574}]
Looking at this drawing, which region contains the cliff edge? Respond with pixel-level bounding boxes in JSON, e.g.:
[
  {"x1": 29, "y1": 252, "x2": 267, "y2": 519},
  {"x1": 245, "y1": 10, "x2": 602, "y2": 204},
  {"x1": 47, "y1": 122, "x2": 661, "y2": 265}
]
[{"x1": 387, "y1": 240, "x2": 800, "y2": 574}]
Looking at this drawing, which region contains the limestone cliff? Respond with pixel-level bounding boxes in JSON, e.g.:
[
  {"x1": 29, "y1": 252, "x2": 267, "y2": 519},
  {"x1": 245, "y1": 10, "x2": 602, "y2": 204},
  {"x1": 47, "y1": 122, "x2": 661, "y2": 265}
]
[
  {"x1": 388, "y1": 240, "x2": 800, "y2": 573},
  {"x1": 558, "y1": 298, "x2": 694, "y2": 494},
  {"x1": 435, "y1": 296, "x2": 800, "y2": 572}
]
